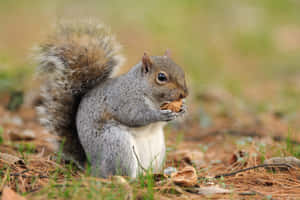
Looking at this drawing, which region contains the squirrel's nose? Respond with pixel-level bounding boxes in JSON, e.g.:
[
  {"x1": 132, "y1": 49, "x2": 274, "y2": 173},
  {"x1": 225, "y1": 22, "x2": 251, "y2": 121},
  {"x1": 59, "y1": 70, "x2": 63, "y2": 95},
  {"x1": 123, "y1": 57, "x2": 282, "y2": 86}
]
[
  {"x1": 184, "y1": 87, "x2": 189, "y2": 97},
  {"x1": 179, "y1": 89, "x2": 188, "y2": 99}
]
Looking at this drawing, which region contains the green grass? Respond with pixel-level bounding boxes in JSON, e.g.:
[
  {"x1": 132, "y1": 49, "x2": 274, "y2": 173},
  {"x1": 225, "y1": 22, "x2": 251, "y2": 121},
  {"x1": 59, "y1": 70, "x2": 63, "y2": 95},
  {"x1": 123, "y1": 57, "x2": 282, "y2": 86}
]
[
  {"x1": 285, "y1": 129, "x2": 300, "y2": 158},
  {"x1": 0, "y1": 127, "x2": 3, "y2": 145},
  {"x1": 22, "y1": 166, "x2": 158, "y2": 200},
  {"x1": 34, "y1": 178, "x2": 129, "y2": 200},
  {"x1": 16, "y1": 143, "x2": 36, "y2": 155}
]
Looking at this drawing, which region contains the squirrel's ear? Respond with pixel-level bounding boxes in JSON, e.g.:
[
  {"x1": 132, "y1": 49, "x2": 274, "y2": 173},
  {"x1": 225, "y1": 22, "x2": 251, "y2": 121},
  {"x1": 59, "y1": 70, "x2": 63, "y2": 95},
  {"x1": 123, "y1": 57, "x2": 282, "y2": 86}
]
[
  {"x1": 164, "y1": 49, "x2": 171, "y2": 57},
  {"x1": 142, "y1": 52, "x2": 152, "y2": 73}
]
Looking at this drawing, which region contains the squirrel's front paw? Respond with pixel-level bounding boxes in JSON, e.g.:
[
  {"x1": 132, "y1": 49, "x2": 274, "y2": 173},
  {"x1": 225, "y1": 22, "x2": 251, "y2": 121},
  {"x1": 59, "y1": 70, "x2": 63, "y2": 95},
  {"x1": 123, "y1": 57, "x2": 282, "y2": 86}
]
[
  {"x1": 178, "y1": 100, "x2": 187, "y2": 114},
  {"x1": 159, "y1": 109, "x2": 179, "y2": 121}
]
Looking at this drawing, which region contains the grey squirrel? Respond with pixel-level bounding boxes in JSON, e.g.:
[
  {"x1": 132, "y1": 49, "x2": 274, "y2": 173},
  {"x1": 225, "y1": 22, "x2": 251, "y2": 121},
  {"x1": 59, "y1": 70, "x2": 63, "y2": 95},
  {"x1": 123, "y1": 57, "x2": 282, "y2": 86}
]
[{"x1": 35, "y1": 21, "x2": 188, "y2": 178}]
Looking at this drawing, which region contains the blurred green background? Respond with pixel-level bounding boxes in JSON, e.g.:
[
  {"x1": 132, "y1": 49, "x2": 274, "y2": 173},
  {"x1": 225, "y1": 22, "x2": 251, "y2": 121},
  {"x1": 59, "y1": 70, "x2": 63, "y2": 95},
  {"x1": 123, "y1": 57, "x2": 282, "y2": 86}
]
[{"x1": 1, "y1": 0, "x2": 300, "y2": 112}]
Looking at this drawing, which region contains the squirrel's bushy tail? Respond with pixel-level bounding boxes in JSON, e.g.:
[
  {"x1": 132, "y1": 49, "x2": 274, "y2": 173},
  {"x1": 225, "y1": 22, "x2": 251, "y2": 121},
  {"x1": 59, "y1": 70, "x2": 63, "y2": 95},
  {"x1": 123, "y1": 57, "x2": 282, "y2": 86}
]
[{"x1": 35, "y1": 21, "x2": 124, "y2": 165}]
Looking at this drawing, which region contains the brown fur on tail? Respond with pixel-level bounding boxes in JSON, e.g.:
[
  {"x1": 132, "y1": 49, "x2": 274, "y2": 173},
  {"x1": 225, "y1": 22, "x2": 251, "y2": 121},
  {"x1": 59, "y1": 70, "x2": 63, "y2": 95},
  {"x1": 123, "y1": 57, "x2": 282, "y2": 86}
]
[{"x1": 35, "y1": 21, "x2": 124, "y2": 165}]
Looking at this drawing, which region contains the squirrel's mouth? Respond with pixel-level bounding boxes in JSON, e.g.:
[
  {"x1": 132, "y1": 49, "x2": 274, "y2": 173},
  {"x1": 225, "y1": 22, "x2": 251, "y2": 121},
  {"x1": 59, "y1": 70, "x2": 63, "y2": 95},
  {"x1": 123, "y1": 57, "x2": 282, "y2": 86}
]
[{"x1": 161, "y1": 98, "x2": 185, "y2": 105}]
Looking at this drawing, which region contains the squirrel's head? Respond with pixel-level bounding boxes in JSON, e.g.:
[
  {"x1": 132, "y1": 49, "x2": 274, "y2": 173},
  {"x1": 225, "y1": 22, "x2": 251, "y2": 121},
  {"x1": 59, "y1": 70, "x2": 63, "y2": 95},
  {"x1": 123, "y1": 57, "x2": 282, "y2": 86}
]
[{"x1": 141, "y1": 51, "x2": 188, "y2": 104}]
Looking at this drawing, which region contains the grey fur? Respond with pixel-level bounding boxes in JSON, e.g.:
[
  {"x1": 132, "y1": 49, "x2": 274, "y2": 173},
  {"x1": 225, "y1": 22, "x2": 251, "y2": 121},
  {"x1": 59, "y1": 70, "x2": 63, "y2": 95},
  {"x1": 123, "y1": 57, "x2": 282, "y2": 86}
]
[
  {"x1": 76, "y1": 63, "x2": 185, "y2": 177},
  {"x1": 35, "y1": 21, "x2": 124, "y2": 165},
  {"x1": 36, "y1": 21, "x2": 188, "y2": 178}
]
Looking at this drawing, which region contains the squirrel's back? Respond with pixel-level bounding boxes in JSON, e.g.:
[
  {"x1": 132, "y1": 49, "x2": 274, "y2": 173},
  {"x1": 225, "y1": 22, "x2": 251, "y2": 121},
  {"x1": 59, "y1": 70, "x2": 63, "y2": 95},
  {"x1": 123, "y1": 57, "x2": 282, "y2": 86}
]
[{"x1": 35, "y1": 21, "x2": 124, "y2": 165}]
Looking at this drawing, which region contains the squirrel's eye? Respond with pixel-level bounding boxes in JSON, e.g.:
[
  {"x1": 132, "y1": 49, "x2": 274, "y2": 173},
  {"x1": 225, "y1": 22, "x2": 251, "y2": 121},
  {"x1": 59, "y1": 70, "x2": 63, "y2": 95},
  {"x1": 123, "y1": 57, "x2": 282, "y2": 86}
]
[{"x1": 157, "y1": 72, "x2": 168, "y2": 82}]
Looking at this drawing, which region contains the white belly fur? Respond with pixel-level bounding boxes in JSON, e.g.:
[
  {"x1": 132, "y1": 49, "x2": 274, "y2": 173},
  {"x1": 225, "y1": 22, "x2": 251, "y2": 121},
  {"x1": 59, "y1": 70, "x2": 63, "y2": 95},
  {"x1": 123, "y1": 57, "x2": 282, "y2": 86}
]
[{"x1": 129, "y1": 122, "x2": 166, "y2": 173}]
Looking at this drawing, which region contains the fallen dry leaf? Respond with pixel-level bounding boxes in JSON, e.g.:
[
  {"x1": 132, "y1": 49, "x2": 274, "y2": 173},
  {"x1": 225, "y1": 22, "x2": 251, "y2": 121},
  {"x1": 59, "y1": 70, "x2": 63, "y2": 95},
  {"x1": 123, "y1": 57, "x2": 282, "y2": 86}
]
[
  {"x1": 169, "y1": 150, "x2": 204, "y2": 165},
  {"x1": 197, "y1": 185, "x2": 233, "y2": 196},
  {"x1": 171, "y1": 166, "x2": 198, "y2": 187},
  {"x1": 1, "y1": 187, "x2": 26, "y2": 200},
  {"x1": 0, "y1": 153, "x2": 25, "y2": 166},
  {"x1": 228, "y1": 150, "x2": 248, "y2": 165}
]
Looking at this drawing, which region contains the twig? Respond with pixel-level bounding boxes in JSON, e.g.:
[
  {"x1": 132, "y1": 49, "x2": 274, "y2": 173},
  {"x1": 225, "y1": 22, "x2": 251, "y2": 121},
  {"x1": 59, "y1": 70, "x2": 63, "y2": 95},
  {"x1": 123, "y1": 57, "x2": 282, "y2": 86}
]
[
  {"x1": 10, "y1": 174, "x2": 48, "y2": 179},
  {"x1": 10, "y1": 169, "x2": 30, "y2": 176},
  {"x1": 214, "y1": 163, "x2": 292, "y2": 179},
  {"x1": 249, "y1": 190, "x2": 277, "y2": 200},
  {"x1": 239, "y1": 190, "x2": 277, "y2": 200},
  {"x1": 0, "y1": 169, "x2": 48, "y2": 179},
  {"x1": 238, "y1": 191, "x2": 256, "y2": 196},
  {"x1": 132, "y1": 146, "x2": 147, "y2": 173}
]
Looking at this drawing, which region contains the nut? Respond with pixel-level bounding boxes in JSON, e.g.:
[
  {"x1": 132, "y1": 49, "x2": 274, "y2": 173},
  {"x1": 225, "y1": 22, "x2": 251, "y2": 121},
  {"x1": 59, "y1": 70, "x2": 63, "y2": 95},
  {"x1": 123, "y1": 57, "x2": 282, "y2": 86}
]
[{"x1": 160, "y1": 99, "x2": 182, "y2": 112}]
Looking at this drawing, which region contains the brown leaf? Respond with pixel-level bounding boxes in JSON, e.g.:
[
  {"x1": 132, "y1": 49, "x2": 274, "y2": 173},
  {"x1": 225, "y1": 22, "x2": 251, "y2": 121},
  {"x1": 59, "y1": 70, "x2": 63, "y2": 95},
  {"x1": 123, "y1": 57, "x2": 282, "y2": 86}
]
[
  {"x1": 0, "y1": 153, "x2": 25, "y2": 166},
  {"x1": 228, "y1": 150, "x2": 247, "y2": 165},
  {"x1": 171, "y1": 166, "x2": 198, "y2": 187},
  {"x1": 1, "y1": 187, "x2": 26, "y2": 200},
  {"x1": 169, "y1": 150, "x2": 204, "y2": 165}
]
